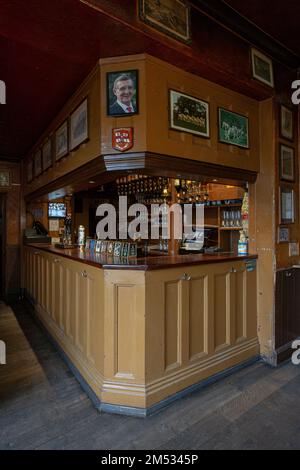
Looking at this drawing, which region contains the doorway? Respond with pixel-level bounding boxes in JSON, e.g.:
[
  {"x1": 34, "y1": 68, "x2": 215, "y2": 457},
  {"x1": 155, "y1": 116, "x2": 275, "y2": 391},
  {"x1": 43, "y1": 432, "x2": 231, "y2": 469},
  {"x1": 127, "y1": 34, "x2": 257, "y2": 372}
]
[{"x1": 0, "y1": 194, "x2": 6, "y2": 299}]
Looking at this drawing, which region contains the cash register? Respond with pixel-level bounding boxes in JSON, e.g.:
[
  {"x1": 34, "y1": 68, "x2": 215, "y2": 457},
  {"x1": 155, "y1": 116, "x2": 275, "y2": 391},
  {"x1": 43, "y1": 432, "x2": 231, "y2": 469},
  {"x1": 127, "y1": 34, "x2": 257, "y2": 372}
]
[
  {"x1": 180, "y1": 228, "x2": 221, "y2": 254},
  {"x1": 24, "y1": 221, "x2": 51, "y2": 244}
]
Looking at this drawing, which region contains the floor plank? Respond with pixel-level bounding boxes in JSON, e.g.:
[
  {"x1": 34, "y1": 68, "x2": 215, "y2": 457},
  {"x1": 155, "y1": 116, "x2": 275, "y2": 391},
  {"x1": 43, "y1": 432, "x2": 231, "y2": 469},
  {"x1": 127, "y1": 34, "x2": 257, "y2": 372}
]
[{"x1": 0, "y1": 301, "x2": 300, "y2": 450}]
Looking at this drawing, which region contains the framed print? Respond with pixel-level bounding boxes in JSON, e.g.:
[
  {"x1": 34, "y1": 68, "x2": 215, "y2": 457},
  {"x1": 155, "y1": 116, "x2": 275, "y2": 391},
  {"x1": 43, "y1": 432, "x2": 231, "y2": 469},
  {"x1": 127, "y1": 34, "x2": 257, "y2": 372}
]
[
  {"x1": 280, "y1": 144, "x2": 294, "y2": 181},
  {"x1": 251, "y1": 47, "x2": 274, "y2": 88},
  {"x1": 55, "y1": 121, "x2": 68, "y2": 160},
  {"x1": 280, "y1": 105, "x2": 294, "y2": 141},
  {"x1": 278, "y1": 227, "x2": 289, "y2": 243},
  {"x1": 107, "y1": 70, "x2": 138, "y2": 117},
  {"x1": 42, "y1": 139, "x2": 52, "y2": 171},
  {"x1": 34, "y1": 149, "x2": 42, "y2": 177},
  {"x1": 280, "y1": 187, "x2": 294, "y2": 224},
  {"x1": 27, "y1": 159, "x2": 33, "y2": 183},
  {"x1": 0, "y1": 171, "x2": 10, "y2": 188},
  {"x1": 169, "y1": 90, "x2": 210, "y2": 138},
  {"x1": 218, "y1": 108, "x2": 249, "y2": 149},
  {"x1": 70, "y1": 99, "x2": 88, "y2": 150},
  {"x1": 139, "y1": 0, "x2": 191, "y2": 44}
]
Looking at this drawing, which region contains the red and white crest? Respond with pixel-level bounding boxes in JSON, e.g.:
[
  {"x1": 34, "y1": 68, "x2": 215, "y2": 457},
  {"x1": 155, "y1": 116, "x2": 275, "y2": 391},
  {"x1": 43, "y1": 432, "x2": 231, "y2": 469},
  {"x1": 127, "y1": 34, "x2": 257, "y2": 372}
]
[{"x1": 112, "y1": 128, "x2": 134, "y2": 152}]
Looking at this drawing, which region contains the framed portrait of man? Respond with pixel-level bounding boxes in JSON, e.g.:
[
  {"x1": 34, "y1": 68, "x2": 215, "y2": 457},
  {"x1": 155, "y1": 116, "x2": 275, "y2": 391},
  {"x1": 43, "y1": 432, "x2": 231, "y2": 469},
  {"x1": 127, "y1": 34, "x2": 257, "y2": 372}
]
[{"x1": 107, "y1": 70, "x2": 138, "y2": 117}]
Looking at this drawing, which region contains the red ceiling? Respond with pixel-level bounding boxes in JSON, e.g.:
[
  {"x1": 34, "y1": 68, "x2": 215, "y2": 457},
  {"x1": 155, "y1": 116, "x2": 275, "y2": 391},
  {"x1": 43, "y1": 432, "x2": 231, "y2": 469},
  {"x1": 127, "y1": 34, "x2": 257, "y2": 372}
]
[{"x1": 0, "y1": 0, "x2": 298, "y2": 160}]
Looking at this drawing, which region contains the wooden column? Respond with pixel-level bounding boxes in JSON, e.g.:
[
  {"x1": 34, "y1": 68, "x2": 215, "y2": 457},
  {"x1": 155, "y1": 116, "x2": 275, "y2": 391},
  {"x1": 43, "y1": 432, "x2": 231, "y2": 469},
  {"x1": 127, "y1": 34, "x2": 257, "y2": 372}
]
[{"x1": 168, "y1": 179, "x2": 180, "y2": 256}]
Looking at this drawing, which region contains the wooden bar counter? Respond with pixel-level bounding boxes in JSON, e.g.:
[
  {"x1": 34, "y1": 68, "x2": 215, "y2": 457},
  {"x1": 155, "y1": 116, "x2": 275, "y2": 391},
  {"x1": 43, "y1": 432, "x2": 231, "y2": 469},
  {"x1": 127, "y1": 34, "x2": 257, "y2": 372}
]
[{"x1": 23, "y1": 244, "x2": 259, "y2": 416}]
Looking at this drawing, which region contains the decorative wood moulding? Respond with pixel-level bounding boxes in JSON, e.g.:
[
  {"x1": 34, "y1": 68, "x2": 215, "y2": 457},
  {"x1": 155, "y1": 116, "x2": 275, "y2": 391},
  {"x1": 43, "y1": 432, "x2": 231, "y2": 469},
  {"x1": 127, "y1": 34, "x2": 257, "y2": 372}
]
[
  {"x1": 25, "y1": 151, "x2": 257, "y2": 200},
  {"x1": 24, "y1": 155, "x2": 106, "y2": 201},
  {"x1": 103, "y1": 152, "x2": 258, "y2": 184}
]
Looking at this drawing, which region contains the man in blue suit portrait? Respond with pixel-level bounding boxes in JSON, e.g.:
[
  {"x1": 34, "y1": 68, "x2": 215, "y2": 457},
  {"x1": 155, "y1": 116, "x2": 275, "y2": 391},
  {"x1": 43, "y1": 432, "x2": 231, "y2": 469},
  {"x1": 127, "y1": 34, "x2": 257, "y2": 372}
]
[{"x1": 109, "y1": 74, "x2": 136, "y2": 115}]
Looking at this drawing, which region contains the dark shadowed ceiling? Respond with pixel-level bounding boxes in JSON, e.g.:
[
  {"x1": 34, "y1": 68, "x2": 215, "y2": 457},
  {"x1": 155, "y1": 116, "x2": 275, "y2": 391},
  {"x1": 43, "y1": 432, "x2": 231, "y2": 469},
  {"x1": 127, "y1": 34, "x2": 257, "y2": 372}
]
[
  {"x1": 0, "y1": 0, "x2": 299, "y2": 161},
  {"x1": 225, "y1": 0, "x2": 300, "y2": 57}
]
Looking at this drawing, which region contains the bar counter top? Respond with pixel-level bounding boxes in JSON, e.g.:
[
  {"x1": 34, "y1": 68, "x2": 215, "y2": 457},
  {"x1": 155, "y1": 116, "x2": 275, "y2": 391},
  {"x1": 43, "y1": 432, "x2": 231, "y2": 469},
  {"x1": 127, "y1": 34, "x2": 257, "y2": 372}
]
[{"x1": 25, "y1": 244, "x2": 258, "y2": 271}]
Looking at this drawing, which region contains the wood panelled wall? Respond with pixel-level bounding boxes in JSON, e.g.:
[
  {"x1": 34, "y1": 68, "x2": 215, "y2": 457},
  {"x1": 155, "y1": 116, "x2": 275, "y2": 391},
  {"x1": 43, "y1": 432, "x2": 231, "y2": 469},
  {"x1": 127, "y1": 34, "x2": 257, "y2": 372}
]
[
  {"x1": 0, "y1": 161, "x2": 21, "y2": 299},
  {"x1": 24, "y1": 245, "x2": 258, "y2": 410},
  {"x1": 100, "y1": 54, "x2": 260, "y2": 174},
  {"x1": 23, "y1": 66, "x2": 101, "y2": 197},
  {"x1": 275, "y1": 97, "x2": 299, "y2": 269},
  {"x1": 24, "y1": 53, "x2": 261, "y2": 199}
]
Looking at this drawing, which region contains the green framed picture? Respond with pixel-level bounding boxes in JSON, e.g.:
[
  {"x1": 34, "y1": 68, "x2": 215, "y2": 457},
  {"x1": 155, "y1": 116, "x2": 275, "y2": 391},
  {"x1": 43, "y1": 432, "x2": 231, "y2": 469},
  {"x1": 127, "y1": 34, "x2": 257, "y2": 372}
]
[
  {"x1": 218, "y1": 108, "x2": 249, "y2": 149},
  {"x1": 169, "y1": 90, "x2": 210, "y2": 138}
]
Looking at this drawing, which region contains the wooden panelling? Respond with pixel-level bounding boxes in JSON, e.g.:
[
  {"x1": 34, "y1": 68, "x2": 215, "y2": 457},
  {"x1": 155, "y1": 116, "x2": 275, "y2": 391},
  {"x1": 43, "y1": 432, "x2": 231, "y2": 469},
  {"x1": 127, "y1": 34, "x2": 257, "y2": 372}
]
[
  {"x1": 214, "y1": 273, "x2": 229, "y2": 350},
  {"x1": 100, "y1": 55, "x2": 260, "y2": 174},
  {"x1": 23, "y1": 246, "x2": 105, "y2": 397},
  {"x1": 24, "y1": 66, "x2": 101, "y2": 198},
  {"x1": 144, "y1": 260, "x2": 258, "y2": 407},
  {"x1": 115, "y1": 285, "x2": 136, "y2": 378},
  {"x1": 164, "y1": 281, "x2": 180, "y2": 370},
  {"x1": 235, "y1": 270, "x2": 247, "y2": 342},
  {"x1": 189, "y1": 276, "x2": 207, "y2": 360},
  {"x1": 275, "y1": 268, "x2": 297, "y2": 350},
  {"x1": 24, "y1": 247, "x2": 258, "y2": 410}
]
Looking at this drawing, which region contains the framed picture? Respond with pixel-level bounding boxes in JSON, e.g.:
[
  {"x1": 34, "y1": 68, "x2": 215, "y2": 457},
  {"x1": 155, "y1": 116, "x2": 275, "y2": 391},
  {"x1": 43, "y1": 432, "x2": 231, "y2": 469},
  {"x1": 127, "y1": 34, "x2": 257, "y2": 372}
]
[
  {"x1": 139, "y1": 0, "x2": 191, "y2": 44},
  {"x1": 55, "y1": 121, "x2": 68, "y2": 160},
  {"x1": 280, "y1": 105, "x2": 294, "y2": 141},
  {"x1": 42, "y1": 139, "x2": 52, "y2": 171},
  {"x1": 278, "y1": 227, "x2": 289, "y2": 243},
  {"x1": 251, "y1": 47, "x2": 274, "y2": 88},
  {"x1": 107, "y1": 70, "x2": 138, "y2": 117},
  {"x1": 27, "y1": 159, "x2": 33, "y2": 183},
  {"x1": 0, "y1": 171, "x2": 10, "y2": 188},
  {"x1": 218, "y1": 108, "x2": 249, "y2": 149},
  {"x1": 280, "y1": 144, "x2": 294, "y2": 181},
  {"x1": 34, "y1": 149, "x2": 42, "y2": 177},
  {"x1": 169, "y1": 90, "x2": 210, "y2": 138},
  {"x1": 70, "y1": 99, "x2": 88, "y2": 150},
  {"x1": 280, "y1": 187, "x2": 295, "y2": 224}
]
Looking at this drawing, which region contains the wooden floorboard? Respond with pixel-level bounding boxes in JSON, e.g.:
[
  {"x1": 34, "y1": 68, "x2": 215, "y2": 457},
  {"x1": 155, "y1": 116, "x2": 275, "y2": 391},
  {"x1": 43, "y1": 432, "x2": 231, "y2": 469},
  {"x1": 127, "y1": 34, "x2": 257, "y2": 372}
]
[{"x1": 0, "y1": 301, "x2": 300, "y2": 450}]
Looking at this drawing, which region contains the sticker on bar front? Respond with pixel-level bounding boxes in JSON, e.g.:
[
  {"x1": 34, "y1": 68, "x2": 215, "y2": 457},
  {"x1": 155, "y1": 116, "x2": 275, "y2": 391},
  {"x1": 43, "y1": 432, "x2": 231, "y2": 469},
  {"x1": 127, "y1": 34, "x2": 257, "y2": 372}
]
[
  {"x1": 245, "y1": 260, "x2": 256, "y2": 272},
  {"x1": 112, "y1": 127, "x2": 134, "y2": 152}
]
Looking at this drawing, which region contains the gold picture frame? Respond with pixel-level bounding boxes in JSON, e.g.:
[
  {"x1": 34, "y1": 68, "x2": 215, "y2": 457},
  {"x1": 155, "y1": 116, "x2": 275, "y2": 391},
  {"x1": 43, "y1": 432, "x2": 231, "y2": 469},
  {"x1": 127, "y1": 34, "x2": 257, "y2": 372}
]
[{"x1": 139, "y1": 0, "x2": 191, "y2": 44}]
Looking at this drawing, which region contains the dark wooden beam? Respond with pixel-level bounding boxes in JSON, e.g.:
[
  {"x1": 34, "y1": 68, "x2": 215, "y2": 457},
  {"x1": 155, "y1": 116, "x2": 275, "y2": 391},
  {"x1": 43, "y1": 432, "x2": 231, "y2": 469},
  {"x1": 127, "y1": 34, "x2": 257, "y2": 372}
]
[
  {"x1": 104, "y1": 152, "x2": 257, "y2": 184},
  {"x1": 191, "y1": 0, "x2": 300, "y2": 69}
]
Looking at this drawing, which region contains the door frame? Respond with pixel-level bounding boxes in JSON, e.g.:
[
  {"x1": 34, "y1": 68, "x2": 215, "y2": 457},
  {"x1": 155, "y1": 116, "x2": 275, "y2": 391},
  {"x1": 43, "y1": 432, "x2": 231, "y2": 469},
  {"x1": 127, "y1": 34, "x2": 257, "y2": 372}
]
[{"x1": 0, "y1": 193, "x2": 7, "y2": 299}]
